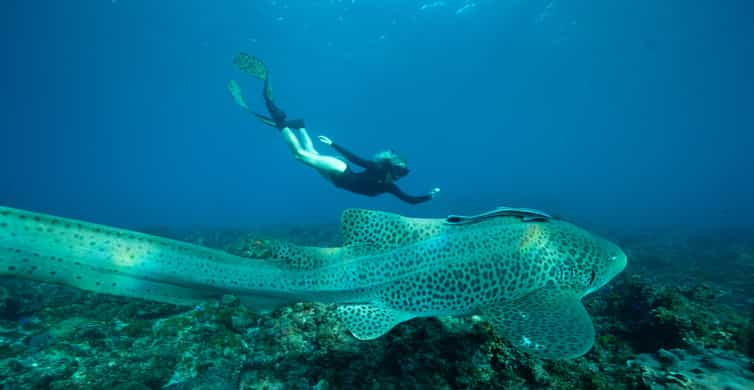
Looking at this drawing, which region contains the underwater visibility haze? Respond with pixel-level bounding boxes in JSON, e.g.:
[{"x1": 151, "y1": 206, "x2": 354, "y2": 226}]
[{"x1": 1, "y1": 1, "x2": 753, "y2": 388}]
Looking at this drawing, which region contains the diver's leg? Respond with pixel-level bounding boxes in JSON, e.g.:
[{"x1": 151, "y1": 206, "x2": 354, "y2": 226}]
[
  {"x1": 280, "y1": 127, "x2": 305, "y2": 155},
  {"x1": 297, "y1": 152, "x2": 348, "y2": 174},
  {"x1": 280, "y1": 128, "x2": 347, "y2": 173},
  {"x1": 298, "y1": 128, "x2": 318, "y2": 155},
  {"x1": 263, "y1": 79, "x2": 287, "y2": 128}
]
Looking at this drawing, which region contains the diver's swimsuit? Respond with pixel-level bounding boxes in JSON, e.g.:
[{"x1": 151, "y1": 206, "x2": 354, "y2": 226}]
[{"x1": 327, "y1": 143, "x2": 432, "y2": 205}]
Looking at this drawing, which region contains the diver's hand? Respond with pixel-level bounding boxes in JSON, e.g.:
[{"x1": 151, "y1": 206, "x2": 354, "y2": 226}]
[
  {"x1": 318, "y1": 135, "x2": 333, "y2": 145},
  {"x1": 429, "y1": 187, "x2": 441, "y2": 198}
]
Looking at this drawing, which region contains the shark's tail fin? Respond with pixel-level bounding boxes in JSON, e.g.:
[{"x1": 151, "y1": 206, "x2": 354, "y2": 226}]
[{"x1": 0, "y1": 206, "x2": 284, "y2": 307}]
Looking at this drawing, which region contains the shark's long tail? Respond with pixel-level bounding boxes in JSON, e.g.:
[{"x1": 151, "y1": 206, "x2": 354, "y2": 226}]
[{"x1": 0, "y1": 206, "x2": 291, "y2": 307}]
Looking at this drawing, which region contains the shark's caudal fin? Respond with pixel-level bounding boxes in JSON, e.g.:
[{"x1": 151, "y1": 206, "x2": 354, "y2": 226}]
[{"x1": 0, "y1": 206, "x2": 287, "y2": 307}]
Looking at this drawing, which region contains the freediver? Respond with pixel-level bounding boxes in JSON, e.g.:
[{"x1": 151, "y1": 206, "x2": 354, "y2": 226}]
[{"x1": 228, "y1": 53, "x2": 440, "y2": 205}]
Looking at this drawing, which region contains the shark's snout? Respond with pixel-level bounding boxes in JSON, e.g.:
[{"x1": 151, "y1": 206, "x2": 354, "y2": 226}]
[
  {"x1": 599, "y1": 242, "x2": 627, "y2": 290},
  {"x1": 608, "y1": 245, "x2": 628, "y2": 277}
]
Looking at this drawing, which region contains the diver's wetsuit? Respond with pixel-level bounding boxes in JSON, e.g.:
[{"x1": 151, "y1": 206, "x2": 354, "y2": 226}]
[{"x1": 328, "y1": 143, "x2": 432, "y2": 205}]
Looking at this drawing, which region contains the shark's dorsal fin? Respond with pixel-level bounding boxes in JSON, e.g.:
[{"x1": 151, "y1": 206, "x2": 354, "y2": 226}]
[{"x1": 340, "y1": 209, "x2": 447, "y2": 251}]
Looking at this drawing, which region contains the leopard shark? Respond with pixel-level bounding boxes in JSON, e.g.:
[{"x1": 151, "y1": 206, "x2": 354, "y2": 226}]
[{"x1": 0, "y1": 205, "x2": 626, "y2": 359}]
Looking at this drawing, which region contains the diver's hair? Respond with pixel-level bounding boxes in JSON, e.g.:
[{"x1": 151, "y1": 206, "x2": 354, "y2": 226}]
[{"x1": 374, "y1": 149, "x2": 407, "y2": 168}]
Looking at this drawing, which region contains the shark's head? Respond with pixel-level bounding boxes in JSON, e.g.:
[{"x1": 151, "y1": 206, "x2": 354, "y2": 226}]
[
  {"x1": 581, "y1": 237, "x2": 627, "y2": 296},
  {"x1": 546, "y1": 223, "x2": 628, "y2": 298}
]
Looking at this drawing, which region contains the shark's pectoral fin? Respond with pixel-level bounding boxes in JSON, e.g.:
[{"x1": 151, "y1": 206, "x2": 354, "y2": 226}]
[
  {"x1": 481, "y1": 286, "x2": 595, "y2": 359},
  {"x1": 336, "y1": 304, "x2": 414, "y2": 340}
]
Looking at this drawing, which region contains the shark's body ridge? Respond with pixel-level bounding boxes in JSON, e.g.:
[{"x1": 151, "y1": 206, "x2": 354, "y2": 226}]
[{"x1": 0, "y1": 205, "x2": 626, "y2": 359}]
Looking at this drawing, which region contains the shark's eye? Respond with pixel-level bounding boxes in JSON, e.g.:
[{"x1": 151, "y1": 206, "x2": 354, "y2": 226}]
[{"x1": 588, "y1": 269, "x2": 596, "y2": 286}]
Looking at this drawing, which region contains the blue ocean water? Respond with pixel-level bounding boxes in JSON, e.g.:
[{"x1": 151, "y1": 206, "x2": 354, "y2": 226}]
[
  {"x1": 1, "y1": 0, "x2": 752, "y2": 231},
  {"x1": 1, "y1": 3, "x2": 754, "y2": 388}
]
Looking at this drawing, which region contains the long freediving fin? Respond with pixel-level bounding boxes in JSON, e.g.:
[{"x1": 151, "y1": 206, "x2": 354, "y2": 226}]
[
  {"x1": 252, "y1": 113, "x2": 278, "y2": 128},
  {"x1": 227, "y1": 79, "x2": 278, "y2": 128},
  {"x1": 233, "y1": 52, "x2": 268, "y2": 80},
  {"x1": 233, "y1": 53, "x2": 273, "y2": 100},
  {"x1": 228, "y1": 79, "x2": 249, "y2": 110}
]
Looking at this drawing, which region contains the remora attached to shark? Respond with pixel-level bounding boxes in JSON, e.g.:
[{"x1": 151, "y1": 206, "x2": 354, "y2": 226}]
[{"x1": 0, "y1": 205, "x2": 626, "y2": 359}]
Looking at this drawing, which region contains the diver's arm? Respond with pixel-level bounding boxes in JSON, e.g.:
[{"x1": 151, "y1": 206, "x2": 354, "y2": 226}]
[
  {"x1": 325, "y1": 142, "x2": 373, "y2": 169},
  {"x1": 387, "y1": 184, "x2": 434, "y2": 205}
]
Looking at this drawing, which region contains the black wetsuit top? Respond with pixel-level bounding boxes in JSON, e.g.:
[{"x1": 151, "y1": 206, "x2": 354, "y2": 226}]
[{"x1": 329, "y1": 144, "x2": 432, "y2": 205}]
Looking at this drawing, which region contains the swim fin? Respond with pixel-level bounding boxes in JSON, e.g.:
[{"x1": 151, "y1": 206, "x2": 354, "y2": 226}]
[
  {"x1": 234, "y1": 53, "x2": 274, "y2": 101},
  {"x1": 234, "y1": 52, "x2": 268, "y2": 80},
  {"x1": 227, "y1": 79, "x2": 280, "y2": 128},
  {"x1": 253, "y1": 113, "x2": 278, "y2": 128},
  {"x1": 227, "y1": 79, "x2": 249, "y2": 110},
  {"x1": 252, "y1": 115, "x2": 306, "y2": 130}
]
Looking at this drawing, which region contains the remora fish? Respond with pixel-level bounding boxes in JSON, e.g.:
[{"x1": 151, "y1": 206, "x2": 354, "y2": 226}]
[{"x1": 0, "y1": 206, "x2": 626, "y2": 359}]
